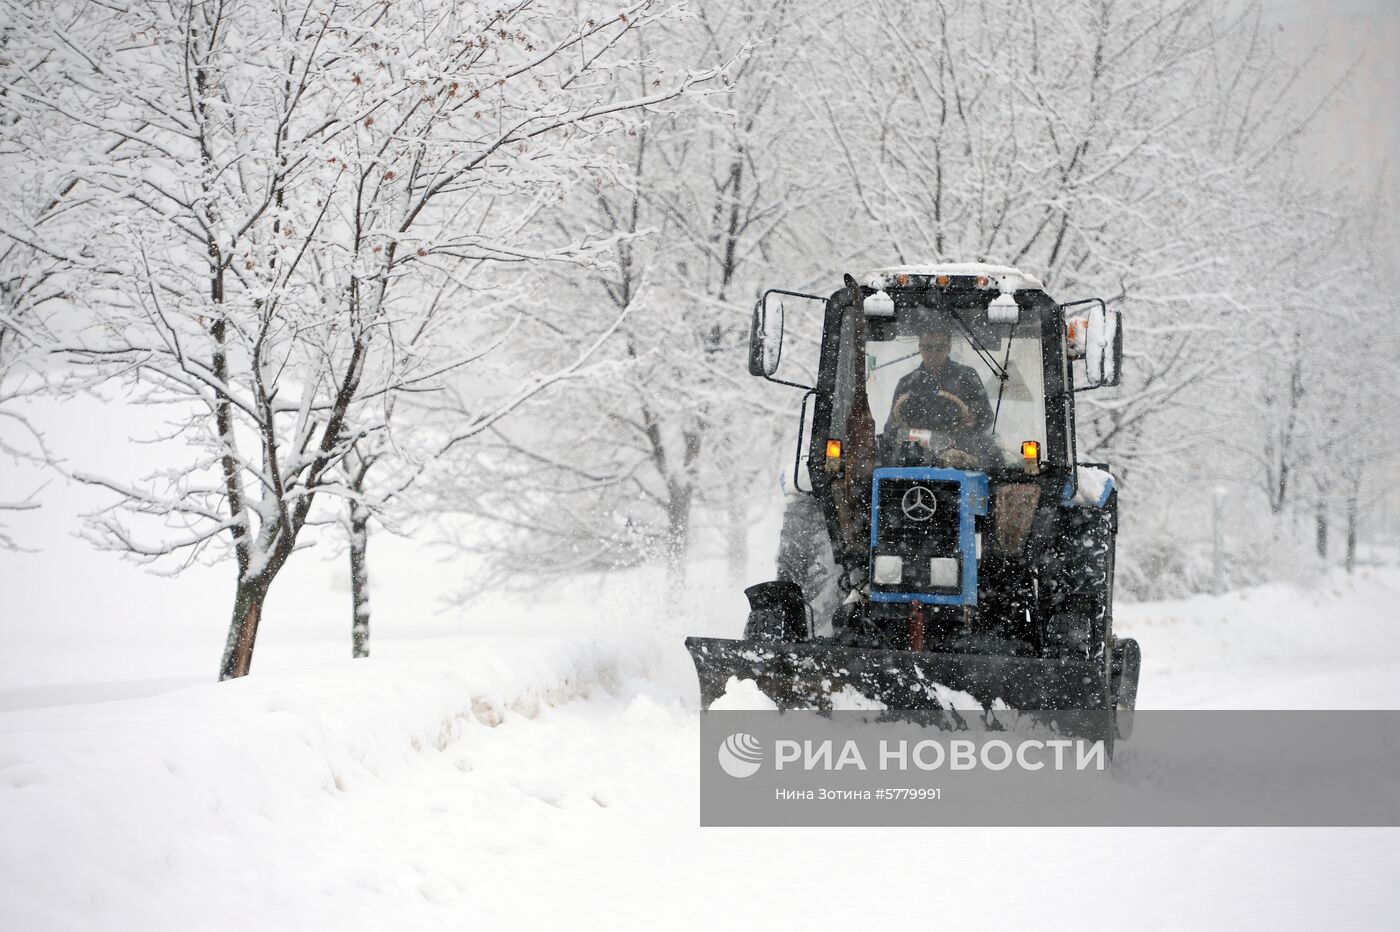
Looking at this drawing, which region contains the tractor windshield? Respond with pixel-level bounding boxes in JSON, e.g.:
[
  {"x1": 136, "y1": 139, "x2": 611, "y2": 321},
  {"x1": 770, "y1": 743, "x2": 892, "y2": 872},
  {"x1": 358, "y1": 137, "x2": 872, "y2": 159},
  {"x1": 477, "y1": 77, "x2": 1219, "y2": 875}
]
[{"x1": 832, "y1": 295, "x2": 1050, "y2": 472}]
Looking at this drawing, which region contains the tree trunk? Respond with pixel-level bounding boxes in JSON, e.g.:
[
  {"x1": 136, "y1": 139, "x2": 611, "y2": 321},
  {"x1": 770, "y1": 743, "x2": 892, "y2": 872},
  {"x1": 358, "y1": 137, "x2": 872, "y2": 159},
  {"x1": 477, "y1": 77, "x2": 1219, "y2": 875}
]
[
  {"x1": 219, "y1": 576, "x2": 269, "y2": 681},
  {"x1": 1344, "y1": 475, "x2": 1360, "y2": 574},
  {"x1": 1314, "y1": 499, "x2": 1328, "y2": 560},
  {"x1": 1271, "y1": 460, "x2": 1289, "y2": 516},
  {"x1": 1345, "y1": 503, "x2": 1358, "y2": 573},
  {"x1": 664, "y1": 482, "x2": 693, "y2": 595},
  {"x1": 349, "y1": 500, "x2": 370, "y2": 659}
]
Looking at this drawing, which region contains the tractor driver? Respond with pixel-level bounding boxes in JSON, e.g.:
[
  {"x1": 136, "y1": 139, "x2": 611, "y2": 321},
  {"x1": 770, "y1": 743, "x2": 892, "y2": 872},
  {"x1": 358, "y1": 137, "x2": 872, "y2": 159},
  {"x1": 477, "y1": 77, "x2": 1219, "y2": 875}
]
[{"x1": 887, "y1": 324, "x2": 998, "y2": 467}]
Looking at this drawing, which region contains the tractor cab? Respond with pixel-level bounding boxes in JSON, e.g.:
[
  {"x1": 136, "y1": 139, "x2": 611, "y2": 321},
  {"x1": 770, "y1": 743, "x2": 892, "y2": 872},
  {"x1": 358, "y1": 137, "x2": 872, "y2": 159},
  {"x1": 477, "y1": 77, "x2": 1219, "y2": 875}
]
[
  {"x1": 820, "y1": 266, "x2": 1074, "y2": 609},
  {"x1": 832, "y1": 266, "x2": 1064, "y2": 479}
]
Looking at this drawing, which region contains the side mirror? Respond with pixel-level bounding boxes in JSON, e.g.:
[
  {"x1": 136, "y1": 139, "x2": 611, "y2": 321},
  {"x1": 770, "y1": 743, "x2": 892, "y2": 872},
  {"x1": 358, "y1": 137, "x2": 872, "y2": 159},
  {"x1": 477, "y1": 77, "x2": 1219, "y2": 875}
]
[
  {"x1": 1085, "y1": 306, "x2": 1122, "y2": 388},
  {"x1": 748, "y1": 294, "x2": 785, "y2": 377}
]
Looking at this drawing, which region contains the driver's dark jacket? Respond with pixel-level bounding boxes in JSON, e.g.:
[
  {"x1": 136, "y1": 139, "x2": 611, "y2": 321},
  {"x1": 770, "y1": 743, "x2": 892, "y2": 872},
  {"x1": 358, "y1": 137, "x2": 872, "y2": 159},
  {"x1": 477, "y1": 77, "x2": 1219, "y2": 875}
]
[{"x1": 891, "y1": 360, "x2": 995, "y2": 434}]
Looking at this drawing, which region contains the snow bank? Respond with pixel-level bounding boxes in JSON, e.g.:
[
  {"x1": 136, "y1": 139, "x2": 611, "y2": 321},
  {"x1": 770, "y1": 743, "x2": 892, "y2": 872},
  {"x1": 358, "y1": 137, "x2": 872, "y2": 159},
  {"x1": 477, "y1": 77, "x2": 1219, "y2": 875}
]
[
  {"x1": 1116, "y1": 565, "x2": 1400, "y2": 708},
  {"x1": 0, "y1": 637, "x2": 638, "y2": 931},
  {"x1": 5, "y1": 571, "x2": 1400, "y2": 930}
]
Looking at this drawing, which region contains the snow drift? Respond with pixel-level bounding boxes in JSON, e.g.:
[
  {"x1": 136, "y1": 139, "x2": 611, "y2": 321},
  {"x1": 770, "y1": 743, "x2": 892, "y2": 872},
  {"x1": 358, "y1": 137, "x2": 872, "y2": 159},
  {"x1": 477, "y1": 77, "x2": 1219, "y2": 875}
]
[{"x1": 4, "y1": 571, "x2": 1400, "y2": 930}]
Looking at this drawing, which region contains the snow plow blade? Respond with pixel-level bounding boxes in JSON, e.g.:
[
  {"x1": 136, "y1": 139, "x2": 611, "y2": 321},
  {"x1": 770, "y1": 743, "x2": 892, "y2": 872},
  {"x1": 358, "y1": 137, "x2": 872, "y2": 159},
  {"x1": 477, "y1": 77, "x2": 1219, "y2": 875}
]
[{"x1": 686, "y1": 636, "x2": 1126, "y2": 717}]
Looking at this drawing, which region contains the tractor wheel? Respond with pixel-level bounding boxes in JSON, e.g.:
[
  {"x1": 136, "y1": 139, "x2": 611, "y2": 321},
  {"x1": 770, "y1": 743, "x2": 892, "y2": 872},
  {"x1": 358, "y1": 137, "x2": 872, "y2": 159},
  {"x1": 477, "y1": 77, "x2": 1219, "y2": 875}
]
[
  {"x1": 775, "y1": 492, "x2": 840, "y2": 635},
  {"x1": 1042, "y1": 495, "x2": 1116, "y2": 660}
]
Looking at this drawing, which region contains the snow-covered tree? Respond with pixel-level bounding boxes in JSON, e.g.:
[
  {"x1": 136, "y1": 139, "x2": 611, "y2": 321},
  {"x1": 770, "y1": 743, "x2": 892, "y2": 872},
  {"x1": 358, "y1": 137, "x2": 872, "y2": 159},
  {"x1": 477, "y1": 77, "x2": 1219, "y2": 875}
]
[
  {"x1": 438, "y1": 0, "x2": 818, "y2": 593},
  {"x1": 424, "y1": 0, "x2": 1382, "y2": 599},
  {"x1": 0, "y1": 30, "x2": 113, "y2": 547},
  {"x1": 2, "y1": 0, "x2": 711, "y2": 677},
  {"x1": 0, "y1": 186, "x2": 62, "y2": 549}
]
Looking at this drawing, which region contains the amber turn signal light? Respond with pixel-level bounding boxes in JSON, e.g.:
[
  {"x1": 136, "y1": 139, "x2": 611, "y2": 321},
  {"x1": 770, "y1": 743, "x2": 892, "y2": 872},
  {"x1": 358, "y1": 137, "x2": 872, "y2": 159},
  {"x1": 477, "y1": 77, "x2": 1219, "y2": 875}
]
[
  {"x1": 1021, "y1": 440, "x2": 1040, "y2": 461},
  {"x1": 825, "y1": 438, "x2": 844, "y2": 475}
]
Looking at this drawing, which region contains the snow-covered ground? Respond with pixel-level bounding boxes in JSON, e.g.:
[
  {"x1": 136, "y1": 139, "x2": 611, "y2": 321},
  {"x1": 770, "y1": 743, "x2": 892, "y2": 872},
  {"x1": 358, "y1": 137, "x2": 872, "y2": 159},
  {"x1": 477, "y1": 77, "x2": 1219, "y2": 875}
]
[{"x1": 3, "y1": 567, "x2": 1399, "y2": 930}]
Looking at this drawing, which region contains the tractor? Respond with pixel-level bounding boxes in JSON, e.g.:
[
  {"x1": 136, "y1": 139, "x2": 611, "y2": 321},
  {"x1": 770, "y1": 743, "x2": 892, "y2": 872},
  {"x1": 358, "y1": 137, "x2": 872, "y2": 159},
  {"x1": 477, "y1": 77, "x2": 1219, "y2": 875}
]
[{"x1": 686, "y1": 264, "x2": 1140, "y2": 743}]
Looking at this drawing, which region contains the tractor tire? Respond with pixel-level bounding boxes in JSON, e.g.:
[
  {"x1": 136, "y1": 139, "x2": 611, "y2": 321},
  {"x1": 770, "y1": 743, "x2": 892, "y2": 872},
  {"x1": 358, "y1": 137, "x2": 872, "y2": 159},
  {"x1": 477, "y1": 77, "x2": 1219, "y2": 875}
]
[
  {"x1": 1042, "y1": 493, "x2": 1116, "y2": 660},
  {"x1": 775, "y1": 492, "x2": 840, "y2": 636},
  {"x1": 1041, "y1": 493, "x2": 1122, "y2": 754}
]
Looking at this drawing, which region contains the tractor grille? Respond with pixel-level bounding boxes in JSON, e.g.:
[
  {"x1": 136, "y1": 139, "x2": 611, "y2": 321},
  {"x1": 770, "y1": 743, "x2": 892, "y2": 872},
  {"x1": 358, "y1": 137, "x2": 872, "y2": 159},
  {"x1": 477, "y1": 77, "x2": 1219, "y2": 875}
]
[
  {"x1": 875, "y1": 478, "x2": 960, "y2": 551},
  {"x1": 873, "y1": 477, "x2": 961, "y2": 592}
]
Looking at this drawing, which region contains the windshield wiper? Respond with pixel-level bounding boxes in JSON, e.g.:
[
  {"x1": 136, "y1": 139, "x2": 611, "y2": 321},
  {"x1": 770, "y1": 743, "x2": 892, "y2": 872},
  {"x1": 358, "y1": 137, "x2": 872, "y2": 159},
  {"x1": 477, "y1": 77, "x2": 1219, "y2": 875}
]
[
  {"x1": 947, "y1": 308, "x2": 1009, "y2": 384},
  {"x1": 990, "y1": 317, "x2": 1017, "y2": 432}
]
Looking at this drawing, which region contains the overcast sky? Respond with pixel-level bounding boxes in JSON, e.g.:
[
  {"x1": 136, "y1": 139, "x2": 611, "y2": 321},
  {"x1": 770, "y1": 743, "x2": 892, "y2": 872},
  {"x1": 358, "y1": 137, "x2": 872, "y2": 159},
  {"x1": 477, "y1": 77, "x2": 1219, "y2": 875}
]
[{"x1": 1263, "y1": 0, "x2": 1399, "y2": 199}]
